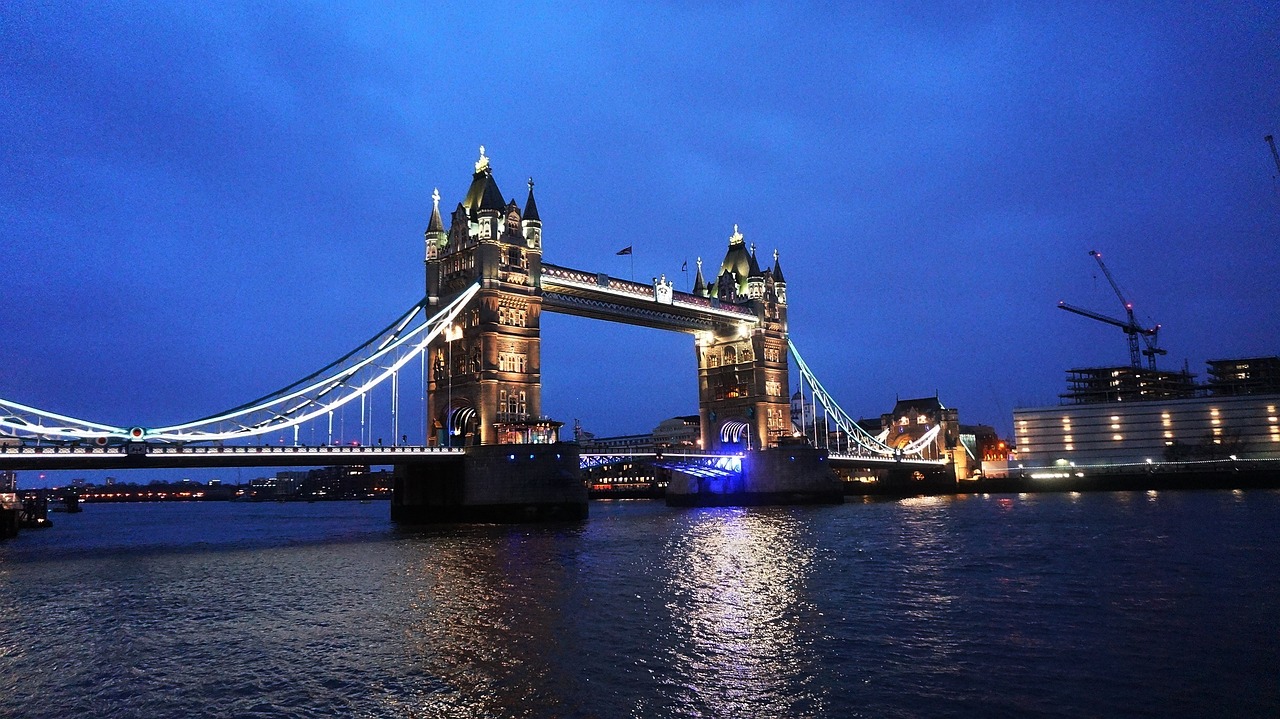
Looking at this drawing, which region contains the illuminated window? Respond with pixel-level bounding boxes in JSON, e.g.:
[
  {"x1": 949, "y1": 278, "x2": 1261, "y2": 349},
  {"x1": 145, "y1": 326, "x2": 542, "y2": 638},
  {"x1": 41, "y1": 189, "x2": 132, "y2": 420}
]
[
  {"x1": 499, "y1": 353, "x2": 527, "y2": 373},
  {"x1": 917, "y1": 415, "x2": 929, "y2": 425}
]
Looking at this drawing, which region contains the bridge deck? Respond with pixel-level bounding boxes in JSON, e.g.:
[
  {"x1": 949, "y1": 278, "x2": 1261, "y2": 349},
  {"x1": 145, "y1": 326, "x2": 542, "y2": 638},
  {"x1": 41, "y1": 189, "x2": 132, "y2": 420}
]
[{"x1": 0, "y1": 445, "x2": 464, "y2": 471}]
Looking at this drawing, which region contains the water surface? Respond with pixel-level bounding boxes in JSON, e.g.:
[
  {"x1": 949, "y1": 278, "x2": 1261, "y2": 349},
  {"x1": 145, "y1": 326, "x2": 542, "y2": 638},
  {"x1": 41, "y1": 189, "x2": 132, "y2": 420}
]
[{"x1": 1, "y1": 492, "x2": 1276, "y2": 717}]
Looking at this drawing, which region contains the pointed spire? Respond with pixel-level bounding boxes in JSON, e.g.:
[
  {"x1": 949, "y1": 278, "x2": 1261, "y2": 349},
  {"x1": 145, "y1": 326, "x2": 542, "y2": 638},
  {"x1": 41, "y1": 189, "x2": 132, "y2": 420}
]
[
  {"x1": 427, "y1": 187, "x2": 444, "y2": 233},
  {"x1": 464, "y1": 144, "x2": 504, "y2": 216},
  {"x1": 523, "y1": 177, "x2": 540, "y2": 223},
  {"x1": 772, "y1": 248, "x2": 786, "y2": 283},
  {"x1": 692, "y1": 257, "x2": 706, "y2": 295},
  {"x1": 748, "y1": 242, "x2": 763, "y2": 277}
]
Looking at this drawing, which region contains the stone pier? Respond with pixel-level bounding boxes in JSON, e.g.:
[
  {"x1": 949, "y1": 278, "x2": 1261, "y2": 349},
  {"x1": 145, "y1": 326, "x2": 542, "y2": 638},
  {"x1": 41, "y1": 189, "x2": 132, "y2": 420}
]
[
  {"x1": 665, "y1": 446, "x2": 843, "y2": 507},
  {"x1": 391, "y1": 443, "x2": 585, "y2": 523}
]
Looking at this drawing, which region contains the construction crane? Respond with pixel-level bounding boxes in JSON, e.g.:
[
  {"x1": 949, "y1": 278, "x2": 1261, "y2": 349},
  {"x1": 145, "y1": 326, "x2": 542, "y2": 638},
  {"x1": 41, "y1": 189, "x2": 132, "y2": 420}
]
[{"x1": 1058, "y1": 250, "x2": 1165, "y2": 370}]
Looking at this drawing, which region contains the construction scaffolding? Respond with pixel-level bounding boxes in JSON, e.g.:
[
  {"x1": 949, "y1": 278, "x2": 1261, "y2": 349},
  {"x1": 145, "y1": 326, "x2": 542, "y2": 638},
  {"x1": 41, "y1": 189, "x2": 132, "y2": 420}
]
[{"x1": 1060, "y1": 366, "x2": 1197, "y2": 405}]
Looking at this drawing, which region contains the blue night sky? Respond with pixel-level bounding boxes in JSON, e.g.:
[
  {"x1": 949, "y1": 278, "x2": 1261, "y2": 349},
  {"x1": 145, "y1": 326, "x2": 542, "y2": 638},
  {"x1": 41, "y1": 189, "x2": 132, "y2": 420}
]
[{"x1": 3, "y1": 2, "x2": 1278, "y2": 484}]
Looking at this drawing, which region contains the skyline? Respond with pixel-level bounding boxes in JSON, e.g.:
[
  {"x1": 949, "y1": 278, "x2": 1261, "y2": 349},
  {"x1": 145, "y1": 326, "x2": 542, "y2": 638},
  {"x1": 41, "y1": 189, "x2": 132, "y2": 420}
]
[{"x1": 3, "y1": 3, "x2": 1279, "y2": 485}]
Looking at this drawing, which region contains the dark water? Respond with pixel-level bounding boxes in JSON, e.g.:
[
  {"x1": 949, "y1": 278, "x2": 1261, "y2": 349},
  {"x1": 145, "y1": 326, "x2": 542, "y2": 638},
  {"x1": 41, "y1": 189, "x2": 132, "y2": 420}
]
[{"x1": 1, "y1": 491, "x2": 1277, "y2": 718}]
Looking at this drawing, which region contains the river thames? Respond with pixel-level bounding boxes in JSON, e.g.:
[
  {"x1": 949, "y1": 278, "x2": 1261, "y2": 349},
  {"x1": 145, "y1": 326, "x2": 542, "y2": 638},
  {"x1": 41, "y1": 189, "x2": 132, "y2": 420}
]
[{"x1": 1, "y1": 491, "x2": 1277, "y2": 718}]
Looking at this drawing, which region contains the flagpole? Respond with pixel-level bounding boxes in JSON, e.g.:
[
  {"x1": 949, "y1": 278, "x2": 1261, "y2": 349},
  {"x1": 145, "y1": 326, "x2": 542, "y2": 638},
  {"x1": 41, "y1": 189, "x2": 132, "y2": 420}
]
[{"x1": 630, "y1": 250, "x2": 634, "y2": 281}]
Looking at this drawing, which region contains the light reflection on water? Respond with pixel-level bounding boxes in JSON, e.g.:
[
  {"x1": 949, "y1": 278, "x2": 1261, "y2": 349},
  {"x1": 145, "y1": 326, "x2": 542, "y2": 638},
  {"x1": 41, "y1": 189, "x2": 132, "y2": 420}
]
[
  {"x1": 0, "y1": 493, "x2": 1278, "y2": 718},
  {"x1": 657, "y1": 508, "x2": 822, "y2": 718}
]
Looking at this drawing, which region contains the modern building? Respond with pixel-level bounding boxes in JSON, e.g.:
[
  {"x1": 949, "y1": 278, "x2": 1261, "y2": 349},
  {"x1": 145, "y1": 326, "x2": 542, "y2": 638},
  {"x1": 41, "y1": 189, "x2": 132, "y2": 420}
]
[
  {"x1": 1015, "y1": 393, "x2": 1280, "y2": 466},
  {"x1": 1205, "y1": 356, "x2": 1280, "y2": 396},
  {"x1": 1015, "y1": 357, "x2": 1280, "y2": 467},
  {"x1": 651, "y1": 416, "x2": 700, "y2": 449}
]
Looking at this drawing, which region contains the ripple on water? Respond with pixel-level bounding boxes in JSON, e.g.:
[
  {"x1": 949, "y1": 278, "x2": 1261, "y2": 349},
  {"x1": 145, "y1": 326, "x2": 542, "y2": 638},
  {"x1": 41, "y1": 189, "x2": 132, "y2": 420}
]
[{"x1": 1, "y1": 494, "x2": 1278, "y2": 717}]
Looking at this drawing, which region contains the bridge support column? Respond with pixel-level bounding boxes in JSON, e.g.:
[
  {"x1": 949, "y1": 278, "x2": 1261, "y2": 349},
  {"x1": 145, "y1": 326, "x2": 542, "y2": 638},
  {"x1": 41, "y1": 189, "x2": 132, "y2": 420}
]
[
  {"x1": 392, "y1": 444, "x2": 585, "y2": 523},
  {"x1": 665, "y1": 445, "x2": 843, "y2": 507}
]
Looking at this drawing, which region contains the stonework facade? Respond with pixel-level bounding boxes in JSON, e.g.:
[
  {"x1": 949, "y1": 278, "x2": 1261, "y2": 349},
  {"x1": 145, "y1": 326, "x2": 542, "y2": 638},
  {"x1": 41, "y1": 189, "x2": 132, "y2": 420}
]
[{"x1": 425, "y1": 149, "x2": 551, "y2": 446}]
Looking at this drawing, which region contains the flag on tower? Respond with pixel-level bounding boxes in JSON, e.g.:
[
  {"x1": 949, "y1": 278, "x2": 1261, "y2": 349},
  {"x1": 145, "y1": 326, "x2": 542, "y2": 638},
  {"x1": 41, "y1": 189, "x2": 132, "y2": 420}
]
[
  {"x1": 681, "y1": 260, "x2": 688, "y2": 271},
  {"x1": 616, "y1": 246, "x2": 633, "y2": 255}
]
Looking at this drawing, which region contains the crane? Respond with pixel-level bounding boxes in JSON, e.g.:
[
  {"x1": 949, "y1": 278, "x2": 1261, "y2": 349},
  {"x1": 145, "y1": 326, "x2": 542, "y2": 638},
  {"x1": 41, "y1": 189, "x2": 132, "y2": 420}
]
[{"x1": 1058, "y1": 250, "x2": 1165, "y2": 370}]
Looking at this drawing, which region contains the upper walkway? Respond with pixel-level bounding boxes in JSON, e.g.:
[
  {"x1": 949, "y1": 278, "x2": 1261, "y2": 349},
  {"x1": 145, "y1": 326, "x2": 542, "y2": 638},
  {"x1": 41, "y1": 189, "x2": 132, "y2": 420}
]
[{"x1": 540, "y1": 263, "x2": 757, "y2": 333}]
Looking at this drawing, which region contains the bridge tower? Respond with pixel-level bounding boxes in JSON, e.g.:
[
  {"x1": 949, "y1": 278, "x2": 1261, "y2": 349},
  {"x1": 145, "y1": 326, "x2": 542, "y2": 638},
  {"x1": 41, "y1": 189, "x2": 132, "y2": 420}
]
[
  {"x1": 694, "y1": 226, "x2": 792, "y2": 451},
  {"x1": 424, "y1": 148, "x2": 556, "y2": 446}
]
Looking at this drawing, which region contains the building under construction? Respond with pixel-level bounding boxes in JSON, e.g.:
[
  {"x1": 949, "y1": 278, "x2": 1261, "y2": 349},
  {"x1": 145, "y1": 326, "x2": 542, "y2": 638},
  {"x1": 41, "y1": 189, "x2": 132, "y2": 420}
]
[
  {"x1": 1205, "y1": 356, "x2": 1280, "y2": 396},
  {"x1": 1061, "y1": 366, "x2": 1197, "y2": 404},
  {"x1": 1061, "y1": 356, "x2": 1280, "y2": 404}
]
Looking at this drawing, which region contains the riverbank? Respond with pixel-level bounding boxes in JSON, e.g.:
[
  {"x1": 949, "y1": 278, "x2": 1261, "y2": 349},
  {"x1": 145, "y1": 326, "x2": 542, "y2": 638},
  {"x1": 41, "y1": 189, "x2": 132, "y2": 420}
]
[{"x1": 844, "y1": 466, "x2": 1280, "y2": 498}]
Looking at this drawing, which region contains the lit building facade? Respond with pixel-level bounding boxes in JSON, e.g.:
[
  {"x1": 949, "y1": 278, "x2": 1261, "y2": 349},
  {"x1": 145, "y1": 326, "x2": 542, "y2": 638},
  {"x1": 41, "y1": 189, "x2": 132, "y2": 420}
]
[
  {"x1": 425, "y1": 149, "x2": 558, "y2": 446},
  {"x1": 691, "y1": 226, "x2": 791, "y2": 451},
  {"x1": 1014, "y1": 394, "x2": 1280, "y2": 467}
]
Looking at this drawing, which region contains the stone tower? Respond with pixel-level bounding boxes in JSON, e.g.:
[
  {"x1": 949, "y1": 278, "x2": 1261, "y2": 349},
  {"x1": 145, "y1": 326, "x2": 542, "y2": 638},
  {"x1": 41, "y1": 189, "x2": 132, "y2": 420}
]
[
  {"x1": 694, "y1": 225, "x2": 792, "y2": 451},
  {"x1": 424, "y1": 148, "x2": 556, "y2": 446}
]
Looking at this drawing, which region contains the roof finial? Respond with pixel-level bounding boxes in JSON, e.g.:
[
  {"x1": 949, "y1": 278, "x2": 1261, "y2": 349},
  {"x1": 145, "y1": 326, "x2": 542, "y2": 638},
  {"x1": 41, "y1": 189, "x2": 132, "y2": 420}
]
[
  {"x1": 773, "y1": 248, "x2": 779, "y2": 262},
  {"x1": 432, "y1": 187, "x2": 441, "y2": 210},
  {"x1": 696, "y1": 257, "x2": 702, "y2": 269},
  {"x1": 528, "y1": 177, "x2": 535, "y2": 191},
  {"x1": 475, "y1": 145, "x2": 490, "y2": 172},
  {"x1": 730, "y1": 224, "x2": 744, "y2": 245}
]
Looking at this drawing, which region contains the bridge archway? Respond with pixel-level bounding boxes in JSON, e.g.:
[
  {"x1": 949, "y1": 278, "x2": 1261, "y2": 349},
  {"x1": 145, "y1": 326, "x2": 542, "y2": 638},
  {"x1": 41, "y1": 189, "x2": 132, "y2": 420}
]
[
  {"x1": 717, "y1": 418, "x2": 754, "y2": 450},
  {"x1": 436, "y1": 401, "x2": 478, "y2": 448}
]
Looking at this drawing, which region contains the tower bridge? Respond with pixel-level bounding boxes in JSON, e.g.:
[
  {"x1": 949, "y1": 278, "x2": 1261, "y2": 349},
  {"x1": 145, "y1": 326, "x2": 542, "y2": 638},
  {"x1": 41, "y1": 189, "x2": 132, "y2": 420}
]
[{"x1": 1, "y1": 148, "x2": 955, "y2": 519}]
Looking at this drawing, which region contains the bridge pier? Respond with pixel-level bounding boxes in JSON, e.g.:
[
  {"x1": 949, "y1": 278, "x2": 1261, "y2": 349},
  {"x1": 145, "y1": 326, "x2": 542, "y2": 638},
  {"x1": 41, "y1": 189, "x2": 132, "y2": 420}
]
[
  {"x1": 665, "y1": 446, "x2": 843, "y2": 507},
  {"x1": 391, "y1": 444, "x2": 585, "y2": 523}
]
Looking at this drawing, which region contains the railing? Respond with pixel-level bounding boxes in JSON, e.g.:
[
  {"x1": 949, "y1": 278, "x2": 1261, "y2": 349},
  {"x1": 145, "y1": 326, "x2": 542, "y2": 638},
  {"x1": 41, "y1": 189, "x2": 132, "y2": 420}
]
[{"x1": 0, "y1": 445, "x2": 464, "y2": 457}]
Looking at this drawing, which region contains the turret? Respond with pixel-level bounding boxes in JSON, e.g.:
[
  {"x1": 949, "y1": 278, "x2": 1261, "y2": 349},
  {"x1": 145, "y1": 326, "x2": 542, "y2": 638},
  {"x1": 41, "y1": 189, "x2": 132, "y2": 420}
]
[
  {"x1": 716, "y1": 224, "x2": 753, "y2": 299},
  {"x1": 522, "y1": 178, "x2": 542, "y2": 252},
  {"x1": 772, "y1": 249, "x2": 787, "y2": 305},
  {"x1": 692, "y1": 257, "x2": 706, "y2": 296},
  {"x1": 463, "y1": 146, "x2": 506, "y2": 240},
  {"x1": 425, "y1": 188, "x2": 446, "y2": 261},
  {"x1": 746, "y1": 243, "x2": 765, "y2": 300}
]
